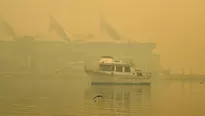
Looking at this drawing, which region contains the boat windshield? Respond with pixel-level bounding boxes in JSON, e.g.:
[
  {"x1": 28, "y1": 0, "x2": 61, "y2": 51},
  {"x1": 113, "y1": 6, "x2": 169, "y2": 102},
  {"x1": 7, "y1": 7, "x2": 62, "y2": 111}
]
[
  {"x1": 99, "y1": 64, "x2": 114, "y2": 71},
  {"x1": 124, "y1": 66, "x2": 131, "y2": 72}
]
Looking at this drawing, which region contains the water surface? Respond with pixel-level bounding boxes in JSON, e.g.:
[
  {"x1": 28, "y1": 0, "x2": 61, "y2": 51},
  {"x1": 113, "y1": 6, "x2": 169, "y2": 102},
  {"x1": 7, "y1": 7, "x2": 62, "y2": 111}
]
[{"x1": 0, "y1": 75, "x2": 205, "y2": 116}]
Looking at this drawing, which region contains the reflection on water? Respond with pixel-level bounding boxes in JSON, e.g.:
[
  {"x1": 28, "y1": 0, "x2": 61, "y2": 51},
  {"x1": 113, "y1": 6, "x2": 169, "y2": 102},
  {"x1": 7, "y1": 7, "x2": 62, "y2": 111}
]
[
  {"x1": 0, "y1": 75, "x2": 205, "y2": 116},
  {"x1": 84, "y1": 85, "x2": 151, "y2": 116}
]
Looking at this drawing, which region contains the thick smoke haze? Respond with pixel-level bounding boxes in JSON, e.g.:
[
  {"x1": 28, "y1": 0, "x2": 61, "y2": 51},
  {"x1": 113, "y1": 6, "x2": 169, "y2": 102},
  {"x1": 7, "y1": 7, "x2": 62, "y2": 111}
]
[{"x1": 0, "y1": 0, "x2": 205, "y2": 73}]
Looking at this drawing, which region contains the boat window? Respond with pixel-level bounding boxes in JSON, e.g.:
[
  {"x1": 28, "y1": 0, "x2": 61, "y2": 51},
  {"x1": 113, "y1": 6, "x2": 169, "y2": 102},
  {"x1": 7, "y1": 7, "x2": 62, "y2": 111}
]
[
  {"x1": 99, "y1": 65, "x2": 114, "y2": 71},
  {"x1": 136, "y1": 70, "x2": 143, "y2": 76},
  {"x1": 137, "y1": 72, "x2": 143, "y2": 76},
  {"x1": 116, "y1": 66, "x2": 123, "y2": 72},
  {"x1": 124, "y1": 66, "x2": 131, "y2": 72}
]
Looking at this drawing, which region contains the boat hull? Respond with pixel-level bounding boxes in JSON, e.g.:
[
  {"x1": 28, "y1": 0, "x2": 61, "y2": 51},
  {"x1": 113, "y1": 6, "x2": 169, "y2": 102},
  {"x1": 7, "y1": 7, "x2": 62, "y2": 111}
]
[{"x1": 85, "y1": 71, "x2": 151, "y2": 85}]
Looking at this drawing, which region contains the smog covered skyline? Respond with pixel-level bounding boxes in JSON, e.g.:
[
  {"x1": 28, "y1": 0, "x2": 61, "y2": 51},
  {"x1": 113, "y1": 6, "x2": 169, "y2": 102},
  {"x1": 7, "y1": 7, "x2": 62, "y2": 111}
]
[{"x1": 0, "y1": 0, "x2": 205, "y2": 73}]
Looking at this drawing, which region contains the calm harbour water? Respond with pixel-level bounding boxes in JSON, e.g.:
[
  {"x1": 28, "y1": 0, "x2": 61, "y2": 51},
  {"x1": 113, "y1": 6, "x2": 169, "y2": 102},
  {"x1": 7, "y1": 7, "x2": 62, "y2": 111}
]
[{"x1": 0, "y1": 75, "x2": 205, "y2": 116}]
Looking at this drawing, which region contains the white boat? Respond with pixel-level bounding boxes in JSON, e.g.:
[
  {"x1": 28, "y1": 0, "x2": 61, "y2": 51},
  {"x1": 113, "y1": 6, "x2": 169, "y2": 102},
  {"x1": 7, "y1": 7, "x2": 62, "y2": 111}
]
[{"x1": 84, "y1": 56, "x2": 151, "y2": 85}]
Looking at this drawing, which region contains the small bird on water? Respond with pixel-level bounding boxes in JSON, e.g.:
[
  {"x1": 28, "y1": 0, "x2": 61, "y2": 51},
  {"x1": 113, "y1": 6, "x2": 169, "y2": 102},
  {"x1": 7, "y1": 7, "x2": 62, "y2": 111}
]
[{"x1": 93, "y1": 95, "x2": 104, "y2": 102}]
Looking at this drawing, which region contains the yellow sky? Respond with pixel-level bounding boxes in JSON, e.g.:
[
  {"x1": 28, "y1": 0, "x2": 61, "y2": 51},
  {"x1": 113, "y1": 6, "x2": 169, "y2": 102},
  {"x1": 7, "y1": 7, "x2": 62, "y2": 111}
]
[{"x1": 0, "y1": 0, "x2": 205, "y2": 73}]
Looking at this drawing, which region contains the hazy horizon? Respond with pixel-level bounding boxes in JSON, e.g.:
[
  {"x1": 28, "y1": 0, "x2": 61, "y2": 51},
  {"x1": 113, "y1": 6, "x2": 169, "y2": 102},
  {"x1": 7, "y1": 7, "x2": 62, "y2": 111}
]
[{"x1": 0, "y1": 0, "x2": 205, "y2": 73}]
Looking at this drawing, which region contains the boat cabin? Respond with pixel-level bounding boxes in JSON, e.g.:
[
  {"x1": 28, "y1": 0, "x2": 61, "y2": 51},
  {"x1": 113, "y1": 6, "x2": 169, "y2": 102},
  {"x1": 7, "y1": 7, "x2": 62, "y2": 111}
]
[
  {"x1": 97, "y1": 56, "x2": 143, "y2": 76},
  {"x1": 99, "y1": 63, "x2": 143, "y2": 76},
  {"x1": 99, "y1": 63, "x2": 131, "y2": 72},
  {"x1": 99, "y1": 56, "x2": 131, "y2": 72}
]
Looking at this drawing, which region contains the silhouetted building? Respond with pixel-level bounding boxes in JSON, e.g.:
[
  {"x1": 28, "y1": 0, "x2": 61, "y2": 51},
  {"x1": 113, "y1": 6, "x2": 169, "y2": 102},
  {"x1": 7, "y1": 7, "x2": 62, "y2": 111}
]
[{"x1": 0, "y1": 37, "x2": 162, "y2": 75}]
